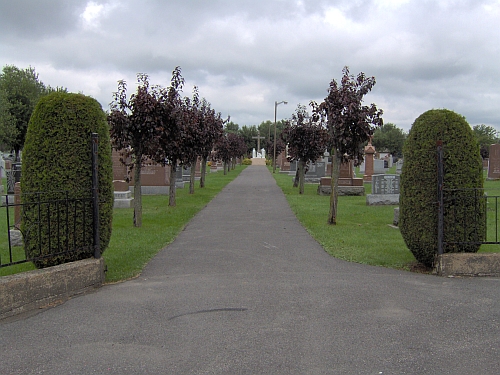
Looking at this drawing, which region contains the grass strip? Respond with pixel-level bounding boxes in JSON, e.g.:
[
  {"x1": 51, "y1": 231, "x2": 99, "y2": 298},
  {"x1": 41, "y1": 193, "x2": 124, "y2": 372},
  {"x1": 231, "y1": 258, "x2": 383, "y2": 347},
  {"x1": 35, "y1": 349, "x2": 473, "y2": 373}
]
[{"x1": 271, "y1": 169, "x2": 414, "y2": 269}]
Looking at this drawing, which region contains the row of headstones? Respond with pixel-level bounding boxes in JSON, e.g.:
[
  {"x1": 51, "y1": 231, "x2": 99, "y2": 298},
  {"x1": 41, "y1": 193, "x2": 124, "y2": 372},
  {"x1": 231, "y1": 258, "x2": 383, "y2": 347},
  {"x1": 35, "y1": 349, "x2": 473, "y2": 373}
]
[
  {"x1": 0, "y1": 152, "x2": 228, "y2": 209},
  {"x1": 112, "y1": 150, "x2": 230, "y2": 207}
]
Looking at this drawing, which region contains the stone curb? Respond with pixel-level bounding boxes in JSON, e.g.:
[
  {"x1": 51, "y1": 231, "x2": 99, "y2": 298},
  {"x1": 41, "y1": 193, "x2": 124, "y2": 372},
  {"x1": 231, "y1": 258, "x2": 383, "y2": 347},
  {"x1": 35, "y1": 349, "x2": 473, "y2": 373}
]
[
  {"x1": 434, "y1": 253, "x2": 500, "y2": 277},
  {"x1": 0, "y1": 257, "x2": 105, "y2": 320}
]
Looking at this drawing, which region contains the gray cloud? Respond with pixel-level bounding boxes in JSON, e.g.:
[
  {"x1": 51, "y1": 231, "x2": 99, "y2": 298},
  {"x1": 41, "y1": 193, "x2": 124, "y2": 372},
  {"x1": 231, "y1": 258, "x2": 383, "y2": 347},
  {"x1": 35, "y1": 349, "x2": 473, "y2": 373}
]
[
  {"x1": 0, "y1": 0, "x2": 84, "y2": 39},
  {"x1": 1, "y1": 0, "x2": 499, "y2": 130}
]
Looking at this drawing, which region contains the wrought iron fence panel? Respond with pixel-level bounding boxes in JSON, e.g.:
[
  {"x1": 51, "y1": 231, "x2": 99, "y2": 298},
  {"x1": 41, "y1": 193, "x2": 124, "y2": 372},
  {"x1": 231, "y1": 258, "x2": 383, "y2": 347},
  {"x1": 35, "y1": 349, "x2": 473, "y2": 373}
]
[{"x1": 1, "y1": 191, "x2": 96, "y2": 268}]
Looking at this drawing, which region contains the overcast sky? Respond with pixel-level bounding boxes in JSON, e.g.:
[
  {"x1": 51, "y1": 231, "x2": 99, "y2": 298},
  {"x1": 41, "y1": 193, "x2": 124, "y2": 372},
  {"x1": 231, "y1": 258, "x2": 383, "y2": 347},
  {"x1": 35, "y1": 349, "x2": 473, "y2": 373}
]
[{"x1": 1, "y1": 0, "x2": 499, "y2": 132}]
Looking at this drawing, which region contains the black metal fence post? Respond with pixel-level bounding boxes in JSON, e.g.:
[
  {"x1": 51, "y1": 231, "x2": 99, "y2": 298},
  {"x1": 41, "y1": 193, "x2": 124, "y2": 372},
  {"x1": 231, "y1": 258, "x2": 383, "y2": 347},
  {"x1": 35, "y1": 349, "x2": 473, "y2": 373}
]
[
  {"x1": 91, "y1": 133, "x2": 100, "y2": 259},
  {"x1": 437, "y1": 140, "x2": 444, "y2": 256}
]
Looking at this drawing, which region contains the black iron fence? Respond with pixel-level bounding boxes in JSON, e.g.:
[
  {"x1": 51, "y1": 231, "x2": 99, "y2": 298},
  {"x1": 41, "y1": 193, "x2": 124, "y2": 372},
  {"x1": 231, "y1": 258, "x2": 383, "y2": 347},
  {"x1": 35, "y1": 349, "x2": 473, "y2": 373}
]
[{"x1": 1, "y1": 192, "x2": 97, "y2": 268}]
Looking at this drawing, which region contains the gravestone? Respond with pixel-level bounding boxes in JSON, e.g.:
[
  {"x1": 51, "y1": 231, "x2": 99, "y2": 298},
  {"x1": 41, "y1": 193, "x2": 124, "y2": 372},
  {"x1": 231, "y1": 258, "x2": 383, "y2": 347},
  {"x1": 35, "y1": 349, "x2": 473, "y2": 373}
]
[
  {"x1": 113, "y1": 149, "x2": 171, "y2": 194},
  {"x1": 395, "y1": 159, "x2": 403, "y2": 175},
  {"x1": 488, "y1": 144, "x2": 500, "y2": 179},
  {"x1": 373, "y1": 159, "x2": 386, "y2": 174},
  {"x1": 366, "y1": 174, "x2": 400, "y2": 205},
  {"x1": 280, "y1": 152, "x2": 290, "y2": 173},
  {"x1": 112, "y1": 149, "x2": 128, "y2": 181},
  {"x1": 304, "y1": 161, "x2": 326, "y2": 183},
  {"x1": 288, "y1": 160, "x2": 326, "y2": 182},
  {"x1": 113, "y1": 180, "x2": 134, "y2": 208},
  {"x1": 318, "y1": 160, "x2": 364, "y2": 196},
  {"x1": 175, "y1": 166, "x2": 185, "y2": 188},
  {"x1": 363, "y1": 139, "x2": 376, "y2": 182},
  {"x1": 182, "y1": 161, "x2": 202, "y2": 181},
  {"x1": 131, "y1": 163, "x2": 170, "y2": 194}
]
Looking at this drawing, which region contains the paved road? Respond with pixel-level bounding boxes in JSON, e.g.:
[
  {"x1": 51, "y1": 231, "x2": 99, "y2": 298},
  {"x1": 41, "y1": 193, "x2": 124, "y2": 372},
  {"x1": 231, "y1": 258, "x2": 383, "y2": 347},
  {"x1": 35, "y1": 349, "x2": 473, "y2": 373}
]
[{"x1": 1, "y1": 166, "x2": 500, "y2": 374}]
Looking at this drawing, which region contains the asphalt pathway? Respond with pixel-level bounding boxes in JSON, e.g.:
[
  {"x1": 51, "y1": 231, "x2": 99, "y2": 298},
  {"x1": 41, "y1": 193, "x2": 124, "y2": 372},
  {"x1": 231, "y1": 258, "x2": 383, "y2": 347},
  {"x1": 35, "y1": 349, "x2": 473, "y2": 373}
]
[{"x1": 1, "y1": 165, "x2": 500, "y2": 374}]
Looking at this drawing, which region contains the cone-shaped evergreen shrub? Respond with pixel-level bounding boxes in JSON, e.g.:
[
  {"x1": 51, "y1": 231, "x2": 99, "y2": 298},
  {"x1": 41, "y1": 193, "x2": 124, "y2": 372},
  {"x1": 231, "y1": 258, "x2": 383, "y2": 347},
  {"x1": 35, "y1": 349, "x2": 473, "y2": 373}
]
[
  {"x1": 399, "y1": 109, "x2": 484, "y2": 267},
  {"x1": 21, "y1": 92, "x2": 113, "y2": 268}
]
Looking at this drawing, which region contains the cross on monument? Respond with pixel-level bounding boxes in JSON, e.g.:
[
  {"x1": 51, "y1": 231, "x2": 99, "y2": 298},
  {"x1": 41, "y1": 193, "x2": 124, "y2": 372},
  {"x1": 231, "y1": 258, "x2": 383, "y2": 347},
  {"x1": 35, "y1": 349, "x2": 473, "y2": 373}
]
[{"x1": 252, "y1": 130, "x2": 265, "y2": 152}]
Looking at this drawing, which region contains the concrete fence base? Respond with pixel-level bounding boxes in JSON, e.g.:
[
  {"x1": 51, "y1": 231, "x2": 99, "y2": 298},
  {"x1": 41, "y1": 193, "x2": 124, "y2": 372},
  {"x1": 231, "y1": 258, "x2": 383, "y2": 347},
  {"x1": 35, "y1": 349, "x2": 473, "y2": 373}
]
[
  {"x1": 434, "y1": 253, "x2": 500, "y2": 277},
  {"x1": 0, "y1": 257, "x2": 105, "y2": 320}
]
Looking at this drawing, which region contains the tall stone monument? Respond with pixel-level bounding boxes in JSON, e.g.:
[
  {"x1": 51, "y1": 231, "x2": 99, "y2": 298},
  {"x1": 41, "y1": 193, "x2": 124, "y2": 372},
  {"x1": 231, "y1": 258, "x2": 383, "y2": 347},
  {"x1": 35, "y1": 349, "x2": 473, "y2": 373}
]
[{"x1": 363, "y1": 138, "x2": 376, "y2": 182}]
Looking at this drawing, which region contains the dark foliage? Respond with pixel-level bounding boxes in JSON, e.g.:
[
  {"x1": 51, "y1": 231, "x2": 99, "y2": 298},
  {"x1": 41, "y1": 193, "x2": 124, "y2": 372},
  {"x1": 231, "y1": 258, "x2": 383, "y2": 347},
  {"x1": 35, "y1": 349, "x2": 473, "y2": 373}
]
[
  {"x1": 214, "y1": 132, "x2": 246, "y2": 174},
  {"x1": 108, "y1": 73, "x2": 165, "y2": 226},
  {"x1": 400, "y1": 109, "x2": 485, "y2": 267},
  {"x1": 21, "y1": 92, "x2": 113, "y2": 268},
  {"x1": 319, "y1": 66, "x2": 383, "y2": 224},
  {"x1": 319, "y1": 66, "x2": 383, "y2": 164},
  {"x1": 180, "y1": 87, "x2": 224, "y2": 192},
  {"x1": 281, "y1": 104, "x2": 330, "y2": 194}
]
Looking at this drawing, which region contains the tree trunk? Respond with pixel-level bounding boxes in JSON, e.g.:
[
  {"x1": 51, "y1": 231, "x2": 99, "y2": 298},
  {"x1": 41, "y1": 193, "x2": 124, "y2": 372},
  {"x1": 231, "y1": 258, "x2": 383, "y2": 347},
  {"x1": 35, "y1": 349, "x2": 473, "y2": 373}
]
[
  {"x1": 223, "y1": 161, "x2": 227, "y2": 175},
  {"x1": 200, "y1": 156, "x2": 207, "y2": 188},
  {"x1": 133, "y1": 156, "x2": 142, "y2": 227},
  {"x1": 293, "y1": 167, "x2": 299, "y2": 188},
  {"x1": 189, "y1": 160, "x2": 195, "y2": 194},
  {"x1": 328, "y1": 149, "x2": 341, "y2": 225},
  {"x1": 299, "y1": 160, "x2": 306, "y2": 194},
  {"x1": 169, "y1": 163, "x2": 177, "y2": 207}
]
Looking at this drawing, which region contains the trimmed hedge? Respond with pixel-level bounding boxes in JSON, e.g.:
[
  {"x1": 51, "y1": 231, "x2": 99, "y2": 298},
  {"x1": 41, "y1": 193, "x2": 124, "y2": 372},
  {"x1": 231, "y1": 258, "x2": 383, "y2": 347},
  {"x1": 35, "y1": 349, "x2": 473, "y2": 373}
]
[
  {"x1": 21, "y1": 92, "x2": 113, "y2": 268},
  {"x1": 399, "y1": 109, "x2": 484, "y2": 267}
]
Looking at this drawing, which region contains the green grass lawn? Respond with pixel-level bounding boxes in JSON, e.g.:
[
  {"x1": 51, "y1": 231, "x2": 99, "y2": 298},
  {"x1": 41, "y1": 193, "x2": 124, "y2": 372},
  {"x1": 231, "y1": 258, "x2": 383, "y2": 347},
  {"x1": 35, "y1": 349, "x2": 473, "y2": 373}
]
[
  {"x1": 0, "y1": 166, "x2": 246, "y2": 281},
  {"x1": 272, "y1": 170, "x2": 416, "y2": 270},
  {"x1": 271, "y1": 168, "x2": 500, "y2": 271}
]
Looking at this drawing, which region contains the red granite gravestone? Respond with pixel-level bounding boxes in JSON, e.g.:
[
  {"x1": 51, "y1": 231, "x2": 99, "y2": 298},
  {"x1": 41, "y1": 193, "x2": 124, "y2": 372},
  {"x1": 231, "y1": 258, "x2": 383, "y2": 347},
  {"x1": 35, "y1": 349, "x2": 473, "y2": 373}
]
[
  {"x1": 363, "y1": 139, "x2": 376, "y2": 182},
  {"x1": 488, "y1": 144, "x2": 500, "y2": 180}
]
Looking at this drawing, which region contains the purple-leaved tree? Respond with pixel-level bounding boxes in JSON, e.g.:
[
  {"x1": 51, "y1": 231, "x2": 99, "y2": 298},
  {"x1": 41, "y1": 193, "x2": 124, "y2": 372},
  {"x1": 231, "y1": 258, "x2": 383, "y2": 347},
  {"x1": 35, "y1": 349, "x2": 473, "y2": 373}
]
[
  {"x1": 108, "y1": 74, "x2": 164, "y2": 227},
  {"x1": 319, "y1": 66, "x2": 383, "y2": 224},
  {"x1": 281, "y1": 103, "x2": 330, "y2": 194}
]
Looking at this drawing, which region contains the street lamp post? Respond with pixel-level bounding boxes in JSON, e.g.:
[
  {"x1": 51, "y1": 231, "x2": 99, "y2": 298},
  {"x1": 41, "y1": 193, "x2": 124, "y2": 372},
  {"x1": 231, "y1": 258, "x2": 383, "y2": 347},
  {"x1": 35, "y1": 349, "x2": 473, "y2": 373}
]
[{"x1": 273, "y1": 100, "x2": 287, "y2": 173}]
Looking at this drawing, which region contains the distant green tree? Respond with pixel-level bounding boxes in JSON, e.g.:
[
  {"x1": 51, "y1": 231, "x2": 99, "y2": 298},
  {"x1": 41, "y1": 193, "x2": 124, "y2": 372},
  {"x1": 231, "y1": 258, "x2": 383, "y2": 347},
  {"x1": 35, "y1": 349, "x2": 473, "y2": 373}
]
[
  {"x1": 238, "y1": 125, "x2": 258, "y2": 155},
  {"x1": 472, "y1": 124, "x2": 499, "y2": 159},
  {"x1": 371, "y1": 123, "x2": 407, "y2": 158},
  {"x1": 225, "y1": 121, "x2": 239, "y2": 133},
  {"x1": 258, "y1": 120, "x2": 273, "y2": 142},
  {"x1": 0, "y1": 65, "x2": 49, "y2": 160}
]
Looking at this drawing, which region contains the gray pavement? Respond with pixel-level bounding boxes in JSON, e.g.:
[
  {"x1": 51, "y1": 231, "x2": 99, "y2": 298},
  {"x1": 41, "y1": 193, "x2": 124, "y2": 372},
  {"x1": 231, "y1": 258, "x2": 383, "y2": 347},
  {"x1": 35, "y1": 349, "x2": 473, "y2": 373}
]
[{"x1": 1, "y1": 165, "x2": 500, "y2": 374}]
